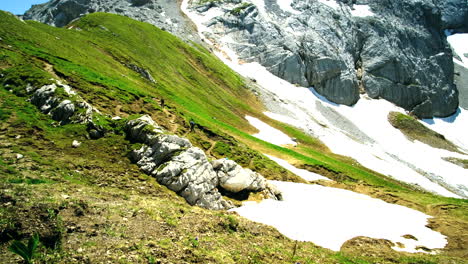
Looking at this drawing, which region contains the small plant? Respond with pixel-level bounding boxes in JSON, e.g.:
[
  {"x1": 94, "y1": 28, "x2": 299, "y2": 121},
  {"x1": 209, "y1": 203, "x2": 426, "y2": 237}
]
[
  {"x1": 9, "y1": 233, "x2": 40, "y2": 264},
  {"x1": 190, "y1": 237, "x2": 199, "y2": 248}
]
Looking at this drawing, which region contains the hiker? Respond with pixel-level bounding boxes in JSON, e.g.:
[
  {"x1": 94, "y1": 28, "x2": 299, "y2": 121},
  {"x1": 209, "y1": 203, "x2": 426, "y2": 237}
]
[
  {"x1": 160, "y1": 98, "x2": 165, "y2": 108},
  {"x1": 189, "y1": 120, "x2": 196, "y2": 132}
]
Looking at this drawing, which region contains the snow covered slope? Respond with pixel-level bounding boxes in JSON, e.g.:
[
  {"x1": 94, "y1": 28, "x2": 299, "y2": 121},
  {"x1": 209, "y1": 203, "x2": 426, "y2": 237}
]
[
  {"x1": 182, "y1": 0, "x2": 468, "y2": 199},
  {"x1": 447, "y1": 33, "x2": 468, "y2": 69},
  {"x1": 232, "y1": 180, "x2": 447, "y2": 253}
]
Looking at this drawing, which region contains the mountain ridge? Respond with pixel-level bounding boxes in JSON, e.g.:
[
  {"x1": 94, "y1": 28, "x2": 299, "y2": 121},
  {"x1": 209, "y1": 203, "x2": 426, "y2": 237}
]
[
  {"x1": 0, "y1": 4, "x2": 467, "y2": 264},
  {"x1": 23, "y1": 0, "x2": 468, "y2": 118}
]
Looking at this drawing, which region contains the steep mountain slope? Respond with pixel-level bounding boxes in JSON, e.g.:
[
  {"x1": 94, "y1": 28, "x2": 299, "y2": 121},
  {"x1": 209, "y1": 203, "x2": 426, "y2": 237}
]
[
  {"x1": 23, "y1": 0, "x2": 467, "y2": 118},
  {"x1": 23, "y1": 0, "x2": 200, "y2": 42},
  {"x1": 182, "y1": 0, "x2": 466, "y2": 118},
  {"x1": 0, "y1": 9, "x2": 467, "y2": 264},
  {"x1": 183, "y1": 0, "x2": 468, "y2": 198}
]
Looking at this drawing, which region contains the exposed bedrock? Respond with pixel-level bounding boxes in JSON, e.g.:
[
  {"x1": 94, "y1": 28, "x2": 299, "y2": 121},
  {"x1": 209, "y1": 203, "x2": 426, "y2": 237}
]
[
  {"x1": 188, "y1": 0, "x2": 463, "y2": 118},
  {"x1": 23, "y1": 0, "x2": 200, "y2": 42},
  {"x1": 24, "y1": 0, "x2": 466, "y2": 117},
  {"x1": 125, "y1": 115, "x2": 281, "y2": 210}
]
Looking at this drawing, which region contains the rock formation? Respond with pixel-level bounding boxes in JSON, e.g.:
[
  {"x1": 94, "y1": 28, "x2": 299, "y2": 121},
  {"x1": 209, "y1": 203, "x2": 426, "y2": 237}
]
[
  {"x1": 29, "y1": 81, "x2": 94, "y2": 125},
  {"x1": 23, "y1": 0, "x2": 199, "y2": 42},
  {"x1": 125, "y1": 115, "x2": 281, "y2": 210},
  {"x1": 23, "y1": 0, "x2": 467, "y2": 117},
  {"x1": 185, "y1": 0, "x2": 465, "y2": 118}
]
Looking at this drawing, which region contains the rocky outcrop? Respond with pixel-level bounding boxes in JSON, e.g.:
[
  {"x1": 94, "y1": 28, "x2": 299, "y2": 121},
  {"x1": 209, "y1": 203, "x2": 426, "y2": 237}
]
[
  {"x1": 29, "y1": 81, "x2": 94, "y2": 125},
  {"x1": 23, "y1": 0, "x2": 200, "y2": 42},
  {"x1": 23, "y1": 0, "x2": 464, "y2": 117},
  {"x1": 454, "y1": 63, "x2": 468, "y2": 110},
  {"x1": 185, "y1": 0, "x2": 462, "y2": 118},
  {"x1": 127, "y1": 64, "x2": 156, "y2": 83},
  {"x1": 212, "y1": 159, "x2": 282, "y2": 200},
  {"x1": 126, "y1": 115, "x2": 281, "y2": 210},
  {"x1": 437, "y1": 0, "x2": 468, "y2": 32}
]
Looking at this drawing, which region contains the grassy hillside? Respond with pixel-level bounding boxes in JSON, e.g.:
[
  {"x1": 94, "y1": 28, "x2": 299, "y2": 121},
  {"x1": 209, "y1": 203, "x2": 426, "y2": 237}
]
[{"x1": 0, "y1": 11, "x2": 467, "y2": 263}]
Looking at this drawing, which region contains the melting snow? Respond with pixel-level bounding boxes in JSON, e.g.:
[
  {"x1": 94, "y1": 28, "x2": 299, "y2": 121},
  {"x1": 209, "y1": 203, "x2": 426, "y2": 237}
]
[
  {"x1": 232, "y1": 180, "x2": 447, "y2": 253},
  {"x1": 350, "y1": 5, "x2": 374, "y2": 17},
  {"x1": 181, "y1": 0, "x2": 468, "y2": 198},
  {"x1": 422, "y1": 108, "x2": 468, "y2": 151},
  {"x1": 265, "y1": 155, "x2": 330, "y2": 181},
  {"x1": 205, "y1": 53, "x2": 466, "y2": 198},
  {"x1": 276, "y1": 0, "x2": 301, "y2": 15},
  {"x1": 246, "y1": 116, "x2": 297, "y2": 146},
  {"x1": 317, "y1": 0, "x2": 340, "y2": 10},
  {"x1": 447, "y1": 33, "x2": 468, "y2": 69}
]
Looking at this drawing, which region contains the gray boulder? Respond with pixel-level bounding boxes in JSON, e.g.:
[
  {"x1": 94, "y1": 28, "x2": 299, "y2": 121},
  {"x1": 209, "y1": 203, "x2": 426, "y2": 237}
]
[
  {"x1": 212, "y1": 159, "x2": 282, "y2": 200},
  {"x1": 30, "y1": 82, "x2": 94, "y2": 124},
  {"x1": 126, "y1": 115, "x2": 281, "y2": 210},
  {"x1": 186, "y1": 0, "x2": 461, "y2": 117}
]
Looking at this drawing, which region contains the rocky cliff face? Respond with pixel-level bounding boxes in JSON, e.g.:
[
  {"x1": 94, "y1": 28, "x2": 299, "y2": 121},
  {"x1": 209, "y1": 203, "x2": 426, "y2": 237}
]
[
  {"x1": 186, "y1": 0, "x2": 466, "y2": 118},
  {"x1": 23, "y1": 0, "x2": 199, "y2": 42},
  {"x1": 24, "y1": 0, "x2": 466, "y2": 118}
]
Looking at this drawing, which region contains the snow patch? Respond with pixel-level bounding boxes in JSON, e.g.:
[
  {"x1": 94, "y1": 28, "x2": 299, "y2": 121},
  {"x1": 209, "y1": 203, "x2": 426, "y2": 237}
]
[
  {"x1": 232, "y1": 181, "x2": 447, "y2": 253},
  {"x1": 447, "y1": 33, "x2": 468, "y2": 69},
  {"x1": 276, "y1": 0, "x2": 301, "y2": 15},
  {"x1": 317, "y1": 0, "x2": 340, "y2": 10},
  {"x1": 422, "y1": 108, "x2": 468, "y2": 151},
  {"x1": 245, "y1": 116, "x2": 297, "y2": 146},
  {"x1": 350, "y1": 5, "x2": 374, "y2": 17},
  {"x1": 265, "y1": 155, "x2": 330, "y2": 181}
]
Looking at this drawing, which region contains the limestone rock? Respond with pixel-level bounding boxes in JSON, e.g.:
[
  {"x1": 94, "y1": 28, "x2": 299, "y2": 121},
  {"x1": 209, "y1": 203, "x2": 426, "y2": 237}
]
[
  {"x1": 185, "y1": 0, "x2": 461, "y2": 117},
  {"x1": 212, "y1": 159, "x2": 282, "y2": 200},
  {"x1": 23, "y1": 0, "x2": 201, "y2": 43},
  {"x1": 126, "y1": 115, "x2": 281, "y2": 209},
  {"x1": 29, "y1": 82, "x2": 95, "y2": 124},
  {"x1": 212, "y1": 159, "x2": 266, "y2": 193},
  {"x1": 127, "y1": 64, "x2": 156, "y2": 83}
]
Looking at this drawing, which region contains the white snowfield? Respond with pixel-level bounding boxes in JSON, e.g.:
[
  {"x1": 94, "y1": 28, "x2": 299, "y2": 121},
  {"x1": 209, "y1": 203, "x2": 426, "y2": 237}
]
[
  {"x1": 276, "y1": 0, "x2": 301, "y2": 14},
  {"x1": 317, "y1": 0, "x2": 340, "y2": 10},
  {"x1": 245, "y1": 116, "x2": 297, "y2": 146},
  {"x1": 182, "y1": 0, "x2": 468, "y2": 198},
  {"x1": 231, "y1": 180, "x2": 447, "y2": 253},
  {"x1": 447, "y1": 33, "x2": 468, "y2": 69},
  {"x1": 350, "y1": 5, "x2": 375, "y2": 17}
]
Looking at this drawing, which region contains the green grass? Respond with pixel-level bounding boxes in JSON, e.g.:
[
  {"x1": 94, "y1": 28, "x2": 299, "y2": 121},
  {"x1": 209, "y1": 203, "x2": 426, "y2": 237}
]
[
  {"x1": 388, "y1": 111, "x2": 460, "y2": 152},
  {"x1": 1, "y1": 10, "x2": 466, "y2": 213},
  {"x1": 0, "y1": 10, "x2": 467, "y2": 263},
  {"x1": 0, "y1": 10, "x2": 466, "y2": 210}
]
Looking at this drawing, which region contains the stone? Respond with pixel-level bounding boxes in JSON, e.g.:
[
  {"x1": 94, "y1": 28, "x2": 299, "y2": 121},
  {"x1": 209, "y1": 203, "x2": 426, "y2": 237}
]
[
  {"x1": 127, "y1": 64, "x2": 156, "y2": 83},
  {"x1": 88, "y1": 129, "x2": 102, "y2": 139},
  {"x1": 125, "y1": 115, "x2": 281, "y2": 210},
  {"x1": 16, "y1": 154, "x2": 24, "y2": 160},
  {"x1": 72, "y1": 140, "x2": 81, "y2": 148},
  {"x1": 30, "y1": 82, "x2": 94, "y2": 124},
  {"x1": 212, "y1": 159, "x2": 266, "y2": 193},
  {"x1": 51, "y1": 100, "x2": 75, "y2": 123}
]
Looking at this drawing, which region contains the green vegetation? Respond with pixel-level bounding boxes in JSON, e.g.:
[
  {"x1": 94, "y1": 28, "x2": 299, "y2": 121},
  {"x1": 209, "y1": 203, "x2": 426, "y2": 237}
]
[
  {"x1": 9, "y1": 234, "x2": 40, "y2": 264},
  {"x1": 0, "y1": 10, "x2": 466, "y2": 263},
  {"x1": 388, "y1": 111, "x2": 460, "y2": 152},
  {"x1": 230, "y1": 3, "x2": 253, "y2": 16},
  {"x1": 443, "y1": 157, "x2": 468, "y2": 169}
]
